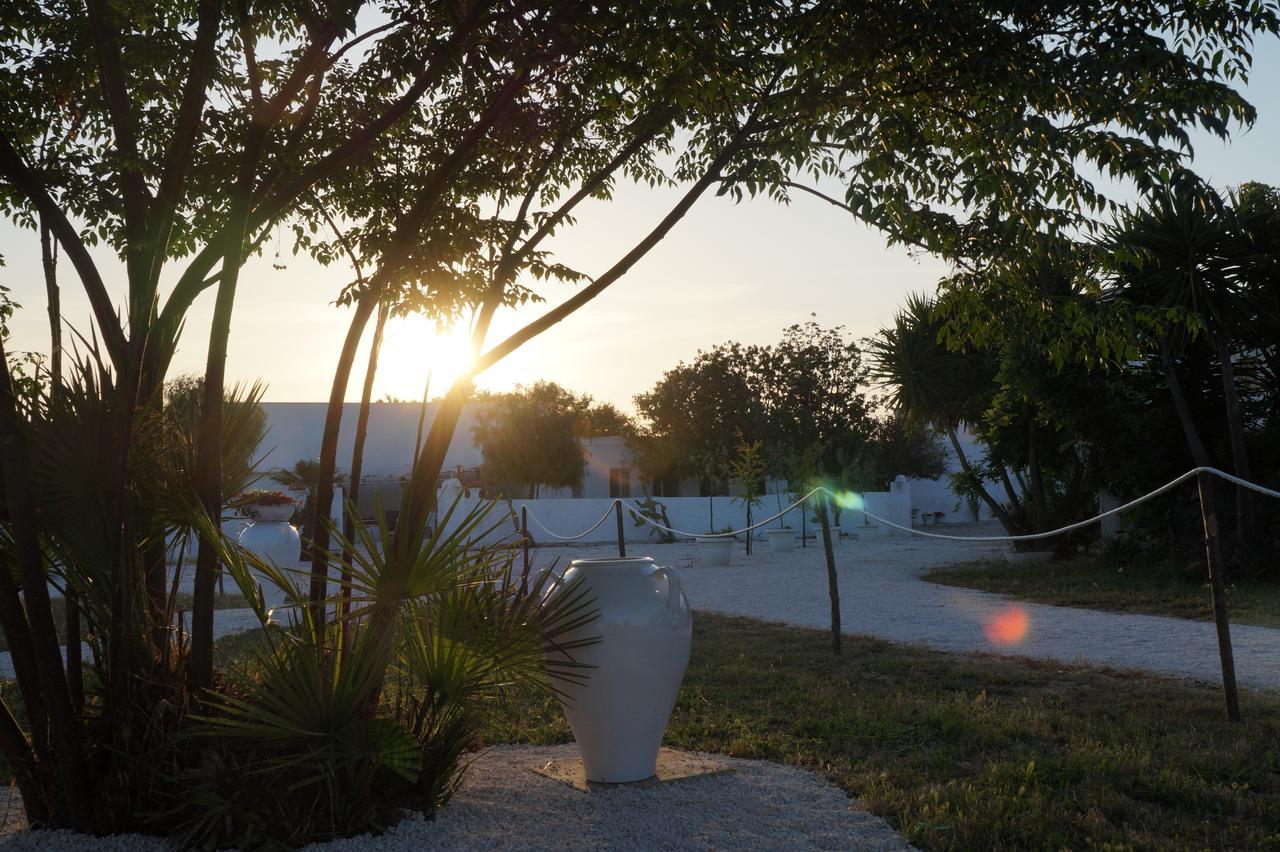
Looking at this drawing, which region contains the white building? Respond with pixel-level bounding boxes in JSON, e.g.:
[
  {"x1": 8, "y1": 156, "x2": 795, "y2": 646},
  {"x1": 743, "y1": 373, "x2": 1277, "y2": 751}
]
[{"x1": 256, "y1": 402, "x2": 997, "y2": 525}]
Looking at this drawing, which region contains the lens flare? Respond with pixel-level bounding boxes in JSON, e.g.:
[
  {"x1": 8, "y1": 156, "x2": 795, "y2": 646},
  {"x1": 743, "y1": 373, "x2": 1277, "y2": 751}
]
[
  {"x1": 830, "y1": 489, "x2": 864, "y2": 512},
  {"x1": 983, "y1": 606, "x2": 1029, "y2": 646}
]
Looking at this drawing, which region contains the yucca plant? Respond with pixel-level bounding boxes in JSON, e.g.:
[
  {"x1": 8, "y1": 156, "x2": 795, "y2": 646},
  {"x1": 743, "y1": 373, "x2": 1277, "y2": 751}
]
[{"x1": 157, "y1": 494, "x2": 596, "y2": 848}]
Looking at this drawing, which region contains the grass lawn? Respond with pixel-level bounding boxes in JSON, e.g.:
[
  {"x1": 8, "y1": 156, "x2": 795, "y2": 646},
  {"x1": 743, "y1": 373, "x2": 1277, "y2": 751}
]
[
  {"x1": 484, "y1": 614, "x2": 1280, "y2": 851},
  {"x1": 0, "y1": 591, "x2": 252, "y2": 653},
  {"x1": 923, "y1": 558, "x2": 1280, "y2": 628}
]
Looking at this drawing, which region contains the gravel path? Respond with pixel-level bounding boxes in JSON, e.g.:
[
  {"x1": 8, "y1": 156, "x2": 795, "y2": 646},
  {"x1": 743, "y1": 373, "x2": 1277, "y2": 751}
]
[
  {"x1": 0, "y1": 745, "x2": 912, "y2": 851},
  {"x1": 534, "y1": 524, "x2": 1280, "y2": 692}
]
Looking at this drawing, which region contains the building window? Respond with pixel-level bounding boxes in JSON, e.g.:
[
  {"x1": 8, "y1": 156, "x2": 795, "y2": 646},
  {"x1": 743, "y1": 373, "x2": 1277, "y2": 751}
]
[{"x1": 609, "y1": 468, "x2": 631, "y2": 498}]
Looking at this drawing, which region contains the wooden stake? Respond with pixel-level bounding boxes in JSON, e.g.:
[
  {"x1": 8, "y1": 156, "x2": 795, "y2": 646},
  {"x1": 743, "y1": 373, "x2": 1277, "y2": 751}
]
[
  {"x1": 615, "y1": 500, "x2": 626, "y2": 558},
  {"x1": 1197, "y1": 471, "x2": 1240, "y2": 722},
  {"x1": 819, "y1": 495, "x2": 841, "y2": 655},
  {"x1": 520, "y1": 505, "x2": 530, "y2": 593}
]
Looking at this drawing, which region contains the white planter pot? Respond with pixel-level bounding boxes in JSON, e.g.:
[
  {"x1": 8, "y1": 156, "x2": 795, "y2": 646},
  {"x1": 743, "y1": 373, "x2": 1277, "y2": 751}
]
[
  {"x1": 695, "y1": 536, "x2": 733, "y2": 567},
  {"x1": 545, "y1": 556, "x2": 692, "y2": 783},
  {"x1": 766, "y1": 528, "x2": 795, "y2": 553},
  {"x1": 237, "y1": 520, "x2": 301, "y2": 620}
]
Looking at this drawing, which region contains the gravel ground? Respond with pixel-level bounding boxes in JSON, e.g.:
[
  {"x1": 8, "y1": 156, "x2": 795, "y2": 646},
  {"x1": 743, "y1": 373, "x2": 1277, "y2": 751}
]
[
  {"x1": 0, "y1": 745, "x2": 912, "y2": 851},
  {"x1": 533, "y1": 523, "x2": 1280, "y2": 692}
]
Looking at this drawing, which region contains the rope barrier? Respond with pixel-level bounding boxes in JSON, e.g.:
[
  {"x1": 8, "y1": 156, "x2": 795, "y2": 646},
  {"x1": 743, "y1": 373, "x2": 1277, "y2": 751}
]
[
  {"x1": 524, "y1": 499, "x2": 621, "y2": 541},
  {"x1": 832, "y1": 466, "x2": 1279, "y2": 543},
  {"x1": 623, "y1": 488, "x2": 823, "y2": 538},
  {"x1": 519, "y1": 466, "x2": 1279, "y2": 544}
]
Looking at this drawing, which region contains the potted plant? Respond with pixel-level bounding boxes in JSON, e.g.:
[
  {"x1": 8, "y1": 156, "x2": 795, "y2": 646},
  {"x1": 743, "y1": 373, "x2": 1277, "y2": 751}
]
[
  {"x1": 695, "y1": 528, "x2": 735, "y2": 567},
  {"x1": 237, "y1": 489, "x2": 296, "y2": 523},
  {"x1": 766, "y1": 524, "x2": 795, "y2": 553}
]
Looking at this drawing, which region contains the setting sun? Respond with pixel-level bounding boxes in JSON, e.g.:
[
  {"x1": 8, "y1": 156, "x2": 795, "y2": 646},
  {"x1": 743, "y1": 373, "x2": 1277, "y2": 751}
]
[{"x1": 374, "y1": 315, "x2": 479, "y2": 402}]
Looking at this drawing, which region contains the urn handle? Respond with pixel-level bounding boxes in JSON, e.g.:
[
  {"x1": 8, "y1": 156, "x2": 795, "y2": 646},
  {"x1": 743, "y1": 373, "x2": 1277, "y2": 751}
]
[{"x1": 654, "y1": 566, "x2": 683, "y2": 622}]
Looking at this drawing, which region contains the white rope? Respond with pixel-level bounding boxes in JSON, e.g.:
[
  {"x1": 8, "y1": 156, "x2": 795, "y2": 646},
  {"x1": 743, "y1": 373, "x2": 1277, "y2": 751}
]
[
  {"x1": 525, "y1": 500, "x2": 621, "y2": 541},
  {"x1": 813, "y1": 465, "x2": 1279, "y2": 543},
  {"x1": 624, "y1": 489, "x2": 823, "y2": 539},
  {"x1": 518, "y1": 466, "x2": 1278, "y2": 545}
]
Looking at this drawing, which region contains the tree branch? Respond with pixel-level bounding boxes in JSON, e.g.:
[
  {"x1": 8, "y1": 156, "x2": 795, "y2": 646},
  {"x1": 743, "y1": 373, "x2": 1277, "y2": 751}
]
[
  {"x1": 0, "y1": 132, "x2": 127, "y2": 367},
  {"x1": 149, "y1": 0, "x2": 223, "y2": 290}
]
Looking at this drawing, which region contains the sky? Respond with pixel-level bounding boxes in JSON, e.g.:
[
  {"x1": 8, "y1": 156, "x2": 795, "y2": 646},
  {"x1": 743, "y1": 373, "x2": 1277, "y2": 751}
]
[{"x1": 2, "y1": 39, "x2": 1278, "y2": 413}]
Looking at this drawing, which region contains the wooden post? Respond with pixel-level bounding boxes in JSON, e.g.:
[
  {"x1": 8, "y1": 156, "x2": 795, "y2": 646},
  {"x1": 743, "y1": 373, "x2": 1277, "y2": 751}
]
[
  {"x1": 801, "y1": 498, "x2": 807, "y2": 548},
  {"x1": 520, "y1": 505, "x2": 530, "y2": 593},
  {"x1": 819, "y1": 495, "x2": 841, "y2": 655},
  {"x1": 1197, "y1": 472, "x2": 1240, "y2": 721},
  {"x1": 745, "y1": 504, "x2": 752, "y2": 556},
  {"x1": 615, "y1": 500, "x2": 626, "y2": 558}
]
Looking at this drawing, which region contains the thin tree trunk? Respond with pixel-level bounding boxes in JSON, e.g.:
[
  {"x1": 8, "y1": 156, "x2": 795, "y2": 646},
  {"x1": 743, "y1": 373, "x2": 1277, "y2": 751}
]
[
  {"x1": 39, "y1": 213, "x2": 81, "y2": 708},
  {"x1": 0, "y1": 555, "x2": 50, "y2": 764},
  {"x1": 340, "y1": 302, "x2": 388, "y2": 641},
  {"x1": 190, "y1": 136, "x2": 268, "y2": 692},
  {"x1": 1211, "y1": 329, "x2": 1255, "y2": 546},
  {"x1": 946, "y1": 427, "x2": 1020, "y2": 531},
  {"x1": 0, "y1": 695, "x2": 47, "y2": 825},
  {"x1": 1160, "y1": 336, "x2": 1215, "y2": 468},
  {"x1": 39, "y1": 217, "x2": 62, "y2": 383},
  {"x1": 1026, "y1": 419, "x2": 1048, "y2": 532},
  {"x1": 0, "y1": 339, "x2": 92, "y2": 828},
  {"x1": 818, "y1": 495, "x2": 841, "y2": 655},
  {"x1": 308, "y1": 290, "x2": 379, "y2": 627}
]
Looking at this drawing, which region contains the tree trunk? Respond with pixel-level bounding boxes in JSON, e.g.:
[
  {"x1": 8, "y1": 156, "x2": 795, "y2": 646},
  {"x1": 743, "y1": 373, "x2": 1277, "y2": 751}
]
[
  {"x1": 1211, "y1": 329, "x2": 1255, "y2": 547},
  {"x1": 39, "y1": 216, "x2": 62, "y2": 384},
  {"x1": 308, "y1": 289, "x2": 379, "y2": 626},
  {"x1": 945, "y1": 427, "x2": 1020, "y2": 532},
  {"x1": 1160, "y1": 337, "x2": 1215, "y2": 468},
  {"x1": 340, "y1": 301, "x2": 388, "y2": 639},
  {"x1": 0, "y1": 695, "x2": 47, "y2": 825},
  {"x1": 0, "y1": 541, "x2": 50, "y2": 765},
  {"x1": 190, "y1": 134, "x2": 267, "y2": 692},
  {"x1": 39, "y1": 212, "x2": 81, "y2": 709},
  {"x1": 1026, "y1": 419, "x2": 1048, "y2": 532},
  {"x1": 0, "y1": 339, "x2": 93, "y2": 828}
]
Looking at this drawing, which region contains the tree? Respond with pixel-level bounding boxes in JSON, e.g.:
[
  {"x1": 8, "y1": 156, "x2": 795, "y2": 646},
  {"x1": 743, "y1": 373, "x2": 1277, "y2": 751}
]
[
  {"x1": 1, "y1": 0, "x2": 1276, "y2": 832},
  {"x1": 756, "y1": 319, "x2": 872, "y2": 495},
  {"x1": 860, "y1": 409, "x2": 948, "y2": 490},
  {"x1": 471, "y1": 382, "x2": 591, "y2": 498},
  {"x1": 633, "y1": 342, "x2": 766, "y2": 492},
  {"x1": 1104, "y1": 186, "x2": 1276, "y2": 551}
]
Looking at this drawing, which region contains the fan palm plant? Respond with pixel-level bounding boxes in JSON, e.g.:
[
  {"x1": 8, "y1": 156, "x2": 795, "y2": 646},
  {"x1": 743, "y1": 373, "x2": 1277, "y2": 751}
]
[
  {"x1": 864, "y1": 293, "x2": 1023, "y2": 531},
  {"x1": 162, "y1": 493, "x2": 596, "y2": 848}
]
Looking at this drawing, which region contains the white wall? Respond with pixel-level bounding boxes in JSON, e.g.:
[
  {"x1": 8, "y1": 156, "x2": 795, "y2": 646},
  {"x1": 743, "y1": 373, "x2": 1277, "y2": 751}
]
[{"x1": 257, "y1": 401, "x2": 486, "y2": 480}]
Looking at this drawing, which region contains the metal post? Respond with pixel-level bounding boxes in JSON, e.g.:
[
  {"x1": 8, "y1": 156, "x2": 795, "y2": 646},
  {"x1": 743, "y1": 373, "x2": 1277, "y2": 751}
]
[
  {"x1": 520, "y1": 505, "x2": 530, "y2": 594},
  {"x1": 615, "y1": 500, "x2": 626, "y2": 558},
  {"x1": 1197, "y1": 472, "x2": 1240, "y2": 721},
  {"x1": 819, "y1": 494, "x2": 841, "y2": 655}
]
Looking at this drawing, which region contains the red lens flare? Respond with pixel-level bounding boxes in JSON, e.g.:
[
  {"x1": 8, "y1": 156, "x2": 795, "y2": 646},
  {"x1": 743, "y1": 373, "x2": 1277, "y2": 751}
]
[{"x1": 983, "y1": 606, "x2": 1029, "y2": 646}]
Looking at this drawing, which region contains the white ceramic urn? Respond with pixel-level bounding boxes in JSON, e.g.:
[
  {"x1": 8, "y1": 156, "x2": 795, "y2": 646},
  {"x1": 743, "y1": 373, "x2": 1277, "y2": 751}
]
[
  {"x1": 545, "y1": 556, "x2": 691, "y2": 783},
  {"x1": 237, "y1": 507, "x2": 300, "y2": 621}
]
